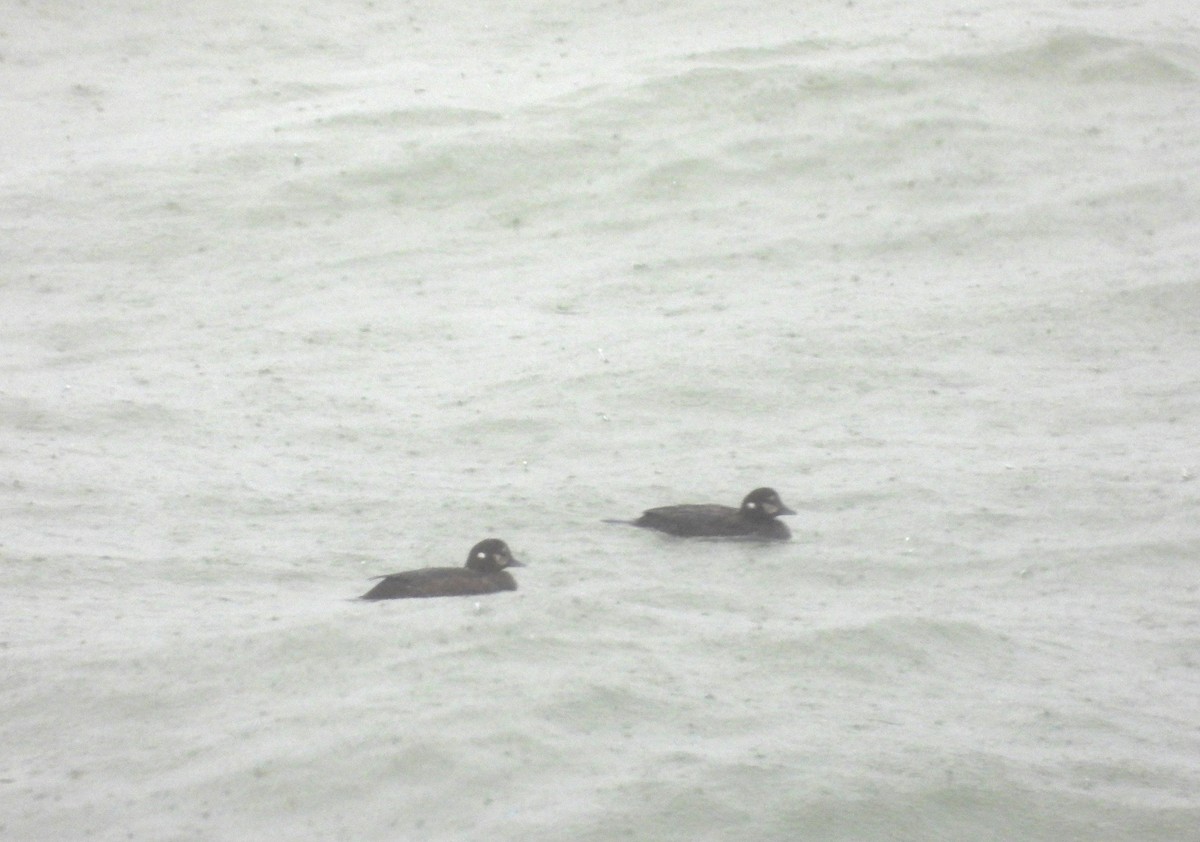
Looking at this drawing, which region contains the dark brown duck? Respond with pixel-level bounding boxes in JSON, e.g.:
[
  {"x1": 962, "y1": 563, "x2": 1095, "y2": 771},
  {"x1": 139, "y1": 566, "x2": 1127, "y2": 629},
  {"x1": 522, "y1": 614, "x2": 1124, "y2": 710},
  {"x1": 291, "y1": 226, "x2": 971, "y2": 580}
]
[
  {"x1": 608, "y1": 487, "x2": 795, "y2": 540},
  {"x1": 359, "y1": 538, "x2": 523, "y2": 600}
]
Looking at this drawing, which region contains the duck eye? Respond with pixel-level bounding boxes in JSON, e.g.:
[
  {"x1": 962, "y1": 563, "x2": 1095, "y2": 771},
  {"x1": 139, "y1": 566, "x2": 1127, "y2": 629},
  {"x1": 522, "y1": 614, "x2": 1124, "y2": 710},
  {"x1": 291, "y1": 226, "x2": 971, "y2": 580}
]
[
  {"x1": 747, "y1": 501, "x2": 757, "y2": 509},
  {"x1": 476, "y1": 552, "x2": 487, "y2": 559}
]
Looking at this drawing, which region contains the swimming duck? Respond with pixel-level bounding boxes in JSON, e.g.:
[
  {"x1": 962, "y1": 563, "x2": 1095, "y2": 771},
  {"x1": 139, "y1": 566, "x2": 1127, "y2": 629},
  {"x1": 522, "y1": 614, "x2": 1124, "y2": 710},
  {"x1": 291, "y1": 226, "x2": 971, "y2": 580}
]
[
  {"x1": 608, "y1": 487, "x2": 795, "y2": 540},
  {"x1": 359, "y1": 538, "x2": 523, "y2": 600}
]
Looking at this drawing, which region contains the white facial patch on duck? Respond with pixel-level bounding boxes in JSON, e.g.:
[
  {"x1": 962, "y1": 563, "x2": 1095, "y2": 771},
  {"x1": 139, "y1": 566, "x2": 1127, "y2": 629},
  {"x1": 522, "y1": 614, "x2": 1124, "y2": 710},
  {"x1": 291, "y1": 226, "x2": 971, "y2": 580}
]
[{"x1": 763, "y1": 502, "x2": 779, "y2": 515}]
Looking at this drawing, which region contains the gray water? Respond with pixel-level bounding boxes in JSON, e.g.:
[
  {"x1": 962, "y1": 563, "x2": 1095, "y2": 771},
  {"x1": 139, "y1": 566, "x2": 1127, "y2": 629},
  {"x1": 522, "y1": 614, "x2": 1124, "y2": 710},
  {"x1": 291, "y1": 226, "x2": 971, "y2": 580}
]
[{"x1": 4, "y1": 1, "x2": 1200, "y2": 840}]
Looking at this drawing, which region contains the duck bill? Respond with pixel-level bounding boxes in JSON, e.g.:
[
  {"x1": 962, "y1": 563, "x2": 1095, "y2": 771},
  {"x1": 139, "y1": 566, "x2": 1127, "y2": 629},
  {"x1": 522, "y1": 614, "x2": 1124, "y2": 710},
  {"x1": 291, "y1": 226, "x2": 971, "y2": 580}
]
[
  {"x1": 778, "y1": 506, "x2": 797, "y2": 516},
  {"x1": 507, "y1": 558, "x2": 526, "y2": 567}
]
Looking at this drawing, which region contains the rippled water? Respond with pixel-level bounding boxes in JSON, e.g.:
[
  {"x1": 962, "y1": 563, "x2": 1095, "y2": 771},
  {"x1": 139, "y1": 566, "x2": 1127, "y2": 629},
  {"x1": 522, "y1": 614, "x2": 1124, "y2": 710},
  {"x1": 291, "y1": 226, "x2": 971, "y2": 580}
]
[{"x1": 4, "y1": 2, "x2": 1200, "y2": 840}]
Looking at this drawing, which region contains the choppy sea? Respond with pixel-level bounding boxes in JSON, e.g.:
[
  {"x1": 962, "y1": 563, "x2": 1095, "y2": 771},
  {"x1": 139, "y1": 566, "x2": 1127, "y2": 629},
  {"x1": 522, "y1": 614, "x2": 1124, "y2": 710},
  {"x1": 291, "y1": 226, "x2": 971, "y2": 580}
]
[{"x1": 4, "y1": 1, "x2": 1199, "y2": 839}]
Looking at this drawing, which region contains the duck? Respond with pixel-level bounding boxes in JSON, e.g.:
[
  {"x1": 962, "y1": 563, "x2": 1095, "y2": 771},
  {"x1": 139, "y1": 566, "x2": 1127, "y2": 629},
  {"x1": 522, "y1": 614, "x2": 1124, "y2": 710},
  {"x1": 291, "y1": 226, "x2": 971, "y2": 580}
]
[
  {"x1": 607, "y1": 487, "x2": 795, "y2": 540},
  {"x1": 359, "y1": 538, "x2": 523, "y2": 600}
]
